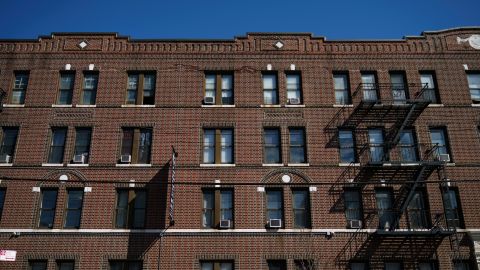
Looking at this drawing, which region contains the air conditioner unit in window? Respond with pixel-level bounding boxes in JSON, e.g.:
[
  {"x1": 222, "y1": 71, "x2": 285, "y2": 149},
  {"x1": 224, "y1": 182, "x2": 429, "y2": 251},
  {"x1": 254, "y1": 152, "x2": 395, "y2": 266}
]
[
  {"x1": 121, "y1": 154, "x2": 132, "y2": 163},
  {"x1": 438, "y1": 154, "x2": 450, "y2": 162},
  {"x1": 219, "y1": 219, "x2": 231, "y2": 229},
  {"x1": 203, "y1": 96, "x2": 215, "y2": 105},
  {"x1": 288, "y1": 98, "x2": 301, "y2": 105},
  {"x1": 268, "y1": 219, "x2": 282, "y2": 228},
  {"x1": 73, "y1": 154, "x2": 85, "y2": 164},
  {"x1": 0, "y1": 154, "x2": 11, "y2": 163},
  {"x1": 348, "y1": 219, "x2": 362, "y2": 229}
]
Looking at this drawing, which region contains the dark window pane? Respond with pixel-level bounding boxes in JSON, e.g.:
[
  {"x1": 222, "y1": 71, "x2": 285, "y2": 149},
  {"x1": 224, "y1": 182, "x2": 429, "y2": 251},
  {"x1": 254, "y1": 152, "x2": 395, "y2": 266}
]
[
  {"x1": 266, "y1": 190, "x2": 283, "y2": 221},
  {"x1": 82, "y1": 73, "x2": 98, "y2": 105},
  {"x1": 30, "y1": 261, "x2": 47, "y2": 270},
  {"x1": 264, "y1": 129, "x2": 281, "y2": 163},
  {"x1": 203, "y1": 190, "x2": 214, "y2": 228},
  {"x1": 294, "y1": 260, "x2": 315, "y2": 270},
  {"x1": 122, "y1": 129, "x2": 134, "y2": 156},
  {"x1": 48, "y1": 128, "x2": 67, "y2": 163},
  {"x1": 58, "y1": 73, "x2": 74, "y2": 105},
  {"x1": 39, "y1": 189, "x2": 57, "y2": 228},
  {"x1": 263, "y1": 74, "x2": 278, "y2": 105},
  {"x1": 74, "y1": 128, "x2": 91, "y2": 163},
  {"x1": 65, "y1": 190, "x2": 83, "y2": 228},
  {"x1": 293, "y1": 190, "x2": 310, "y2": 228},
  {"x1": 290, "y1": 128, "x2": 306, "y2": 163},
  {"x1": 12, "y1": 73, "x2": 29, "y2": 104},
  {"x1": 58, "y1": 261, "x2": 75, "y2": 270},
  {"x1": 1, "y1": 127, "x2": 19, "y2": 162},
  {"x1": 429, "y1": 128, "x2": 450, "y2": 158},
  {"x1": 376, "y1": 189, "x2": 395, "y2": 230},
  {"x1": 138, "y1": 129, "x2": 152, "y2": 164},
  {"x1": 345, "y1": 190, "x2": 362, "y2": 222},
  {"x1": 268, "y1": 260, "x2": 287, "y2": 270},
  {"x1": 127, "y1": 74, "x2": 139, "y2": 104}
]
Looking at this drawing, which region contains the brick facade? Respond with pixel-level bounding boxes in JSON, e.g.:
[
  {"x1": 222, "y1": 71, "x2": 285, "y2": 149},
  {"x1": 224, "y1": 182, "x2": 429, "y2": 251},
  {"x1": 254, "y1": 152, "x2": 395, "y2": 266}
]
[{"x1": 0, "y1": 27, "x2": 479, "y2": 269}]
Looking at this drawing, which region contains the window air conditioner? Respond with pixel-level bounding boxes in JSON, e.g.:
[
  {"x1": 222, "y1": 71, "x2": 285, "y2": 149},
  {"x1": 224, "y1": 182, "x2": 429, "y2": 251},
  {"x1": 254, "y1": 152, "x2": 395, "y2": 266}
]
[
  {"x1": 73, "y1": 154, "x2": 85, "y2": 164},
  {"x1": 438, "y1": 154, "x2": 450, "y2": 162},
  {"x1": 348, "y1": 219, "x2": 362, "y2": 229},
  {"x1": 288, "y1": 98, "x2": 301, "y2": 105},
  {"x1": 268, "y1": 219, "x2": 282, "y2": 228},
  {"x1": 121, "y1": 154, "x2": 132, "y2": 163},
  {"x1": 203, "y1": 96, "x2": 215, "y2": 105},
  {"x1": 0, "y1": 154, "x2": 11, "y2": 163},
  {"x1": 219, "y1": 219, "x2": 231, "y2": 229}
]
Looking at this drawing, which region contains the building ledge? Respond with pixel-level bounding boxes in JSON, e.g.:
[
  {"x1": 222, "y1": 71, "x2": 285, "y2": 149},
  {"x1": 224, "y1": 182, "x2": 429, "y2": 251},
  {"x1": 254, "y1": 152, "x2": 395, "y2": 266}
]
[
  {"x1": 67, "y1": 163, "x2": 89, "y2": 167},
  {"x1": 121, "y1": 104, "x2": 155, "y2": 108},
  {"x1": 42, "y1": 163, "x2": 64, "y2": 167},
  {"x1": 200, "y1": 164, "x2": 236, "y2": 167},
  {"x1": 115, "y1": 164, "x2": 152, "y2": 167},
  {"x1": 201, "y1": 105, "x2": 236, "y2": 108},
  {"x1": 3, "y1": 104, "x2": 25, "y2": 108},
  {"x1": 333, "y1": 104, "x2": 354, "y2": 108}
]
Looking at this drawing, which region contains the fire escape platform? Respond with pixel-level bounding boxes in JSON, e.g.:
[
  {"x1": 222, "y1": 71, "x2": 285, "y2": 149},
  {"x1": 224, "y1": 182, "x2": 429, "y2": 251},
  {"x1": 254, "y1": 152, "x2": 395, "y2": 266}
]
[{"x1": 353, "y1": 161, "x2": 443, "y2": 184}]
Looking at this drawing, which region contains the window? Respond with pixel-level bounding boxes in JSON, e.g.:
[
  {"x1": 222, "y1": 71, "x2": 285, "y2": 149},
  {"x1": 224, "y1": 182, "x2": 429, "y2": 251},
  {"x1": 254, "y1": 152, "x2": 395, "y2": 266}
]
[
  {"x1": 38, "y1": 189, "x2": 58, "y2": 228},
  {"x1": 115, "y1": 189, "x2": 146, "y2": 228},
  {"x1": 453, "y1": 260, "x2": 473, "y2": 270},
  {"x1": 264, "y1": 128, "x2": 281, "y2": 164},
  {"x1": 376, "y1": 189, "x2": 395, "y2": 230},
  {"x1": 204, "y1": 73, "x2": 234, "y2": 105},
  {"x1": 350, "y1": 262, "x2": 369, "y2": 270},
  {"x1": 57, "y1": 73, "x2": 75, "y2": 105},
  {"x1": 333, "y1": 73, "x2": 351, "y2": 105},
  {"x1": 268, "y1": 260, "x2": 287, "y2": 270},
  {"x1": 292, "y1": 189, "x2": 311, "y2": 228},
  {"x1": 266, "y1": 189, "x2": 283, "y2": 226},
  {"x1": 368, "y1": 128, "x2": 386, "y2": 162},
  {"x1": 0, "y1": 188, "x2": 5, "y2": 221},
  {"x1": 202, "y1": 189, "x2": 233, "y2": 228},
  {"x1": 294, "y1": 259, "x2": 315, "y2": 270},
  {"x1": 47, "y1": 127, "x2": 67, "y2": 164},
  {"x1": 73, "y1": 127, "x2": 91, "y2": 164},
  {"x1": 385, "y1": 262, "x2": 403, "y2": 270},
  {"x1": 390, "y1": 72, "x2": 408, "y2": 104},
  {"x1": 120, "y1": 128, "x2": 152, "y2": 164},
  {"x1": 126, "y1": 73, "x2": 155, "y2": 105},
  {"x1": 289, "y1": 128, "x2": 306, "y2": 164},
  {"x1": 467, "y1": 73, "x2": 480, "y2": 104},
  {"x1": 29, "y1": 260, "x2": 48, "y2": 270},
  {"x1": 442, "y1": 188, "x2": 464, "y2": 228},
  {"x1": 0, "y1": 127, "x2": 19, "y2": 163},
  {"x1": 429, "y1": 128, "x2": 452, "y2": 160},
  {"x1": 418, "y1": 261, "x2": 438, "y2": 270},
  {"x1": 338, "y1": 130, "x2": 356, "y2": 163},
  {"x1": 200, "y1": 261, "x2": 233, "y2": 270},
  {"x1": 344, "y1": 189, "x2": 363, "y2": 227},
  {"x1": 361, "y1": 73, "x2": 378, "y2": 101},
  {"x1": 420, "y1": 72, "x2": 440, "y2": 103},
  {"x1": 263, "y1": 73, "x2": 279, "y2": 105},
  {"x1": 64, "y1": 189, "x2": 84, "y2": 228},
  {"x1": 286, "y1": 73, "x2": 302, "y2": 104},
  {"x1": 202, "y1": 129, "x2": 234, "y2": 164},
  {"x1": 398, "y1": 129, "x2": 418, "y2": 162},
  {"x1": 11, "y1": 71, "x2": 29, "y2": 104},
  {"x1": 57, "y1": 260, "x2": 75, "y2": 270},
  {"x1": 81, "y1": 72, "x2": 98, "y2": 105},
  {"x1": 110, "y1": 260, "x2": 143, "y2": 270},
  {"x1": 407, "y1": 190, "x2": 429, "y2": 229}
]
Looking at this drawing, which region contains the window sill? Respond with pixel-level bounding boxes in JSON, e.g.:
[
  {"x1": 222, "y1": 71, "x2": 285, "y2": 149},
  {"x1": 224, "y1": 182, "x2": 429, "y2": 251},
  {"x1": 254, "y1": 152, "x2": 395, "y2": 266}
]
[
  {"x1": 52, "y1": 104, "x2": 72, "y2": 108},
  {"x1": 116, "y1": 163, "x2": 152, "y2": 167},
  {"x1": 285, "y1": 104, "x2": 305, "y2": 108},
  {"x1": 67, "y1": 163, "x2": 89, "y2": 167},
  {"x1": 446, "y1": 163, "x2": 456, "y2": 166},
  {"x1": 3, "y1": 104, "x2": 25, "y2": 108},
  {"x1": 121, "y1": 104, "x2": 155, "y2": 108},
  {"x1": 76, "y1": 104, "x2": 96, "y2": 108},
  {"x1": 287, "y1": 163, "x2": 310, "y2": 167},
  {"x1": 200, "y1": 164, "x2": 236, "y2": 167},
  {"x1": 42, "y1": 163, "x2": 64, "y2": 167},
  {"x1": 471, "y1": 104, "x2": 480, "y2": 107},
  {"x1": 260, "y1": 104, "x2": 281, "y2": 108},
  {"x1": 262, "y1": 163, "x2": 284, "y2": 167},
  {"x1": 428, "y1": 104, "x2": 444, "y2": 107},
  {"x1": 333, "y1": 104, "x2": 354, "y2": 108},
  {"x1": 201, "y1": 105, "x2": 236, "y2": 108},
  {"x1": 339, "y1": 163, "x2": 360, "y2": 167},
  {"x1": 0, "y1": 163, "x2": 13, "y2": 167}
]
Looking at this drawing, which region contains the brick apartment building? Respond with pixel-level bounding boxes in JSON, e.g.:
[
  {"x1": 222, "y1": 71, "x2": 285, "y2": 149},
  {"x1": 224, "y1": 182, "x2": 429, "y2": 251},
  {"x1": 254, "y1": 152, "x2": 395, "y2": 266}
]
[{"x1": 0, "y1": 27, "x2": 479, "y2": 270}]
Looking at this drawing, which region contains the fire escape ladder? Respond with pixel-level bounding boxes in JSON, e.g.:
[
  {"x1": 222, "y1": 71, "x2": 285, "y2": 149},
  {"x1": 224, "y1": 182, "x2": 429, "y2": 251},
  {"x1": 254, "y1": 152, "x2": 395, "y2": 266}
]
[
  {"x1": 391, "y1": 166, "x2": 427, "y2": 230},
  {"x1": 388, "y1": 103, "x2": 418, "y2": 147}
]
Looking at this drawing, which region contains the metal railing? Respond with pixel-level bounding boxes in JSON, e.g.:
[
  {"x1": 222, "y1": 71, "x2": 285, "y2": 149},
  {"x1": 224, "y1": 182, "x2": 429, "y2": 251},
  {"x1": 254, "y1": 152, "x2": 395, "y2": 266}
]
[{"x1": 351, "y1": 83, "x2": 430, "y2": 104}]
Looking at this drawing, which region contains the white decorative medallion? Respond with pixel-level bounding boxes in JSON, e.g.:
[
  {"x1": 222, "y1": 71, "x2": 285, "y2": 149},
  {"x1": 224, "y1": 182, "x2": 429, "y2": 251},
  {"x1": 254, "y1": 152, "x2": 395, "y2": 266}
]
[
  {"x1": 281, "y1": 174, "x2": 291, "y2": 183},
  {"x1": 274, "y1": 41, "x2": 284, "y2": 49},
  {"x1": 457, "y1": 35, "x2": 480, "y2": 50},
  {"x1": 78, "y1": 40, "x2": 88, "y2": 49}
]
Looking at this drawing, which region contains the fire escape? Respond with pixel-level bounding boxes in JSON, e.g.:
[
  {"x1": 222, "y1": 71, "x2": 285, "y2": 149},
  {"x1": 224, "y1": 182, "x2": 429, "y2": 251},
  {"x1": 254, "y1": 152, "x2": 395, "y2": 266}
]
[{"x1": 326, "y1": 83, "x2": 460, "y2": 266}]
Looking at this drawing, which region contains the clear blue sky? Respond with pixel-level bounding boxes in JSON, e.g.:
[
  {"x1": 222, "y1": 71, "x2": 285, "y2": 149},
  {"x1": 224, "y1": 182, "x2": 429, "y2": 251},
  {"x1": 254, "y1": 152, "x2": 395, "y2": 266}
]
[{"x1": 0, "y1": 0, "x2": 479, "y2": 40}]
